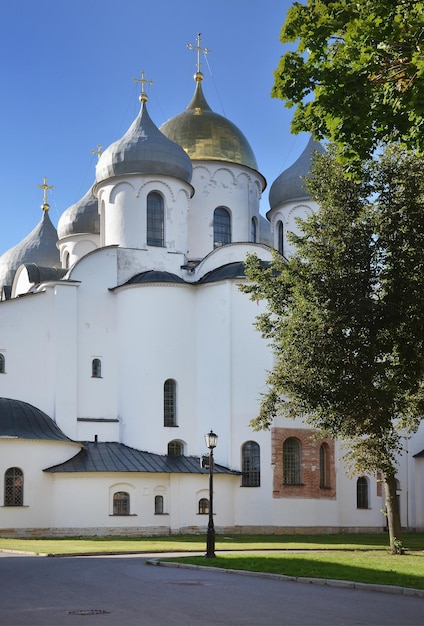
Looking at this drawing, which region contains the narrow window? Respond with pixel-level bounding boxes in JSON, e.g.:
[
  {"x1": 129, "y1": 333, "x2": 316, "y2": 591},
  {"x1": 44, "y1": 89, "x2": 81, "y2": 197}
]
[
  {"x1": 283, "y1": 438, "x2": 301, "y2": 485},
  {"x1": 198, "y1": 498, "x2": 209, "y2": 514},
  {"x1": 242, "y1": 441, "x2": 260, "y2": 487},
  {"x1": 63, "y1": 251, "x2": 70, "y2": 269},
  {"x1": 357, "y1": 477, "x2": 369, "y2": 509},
  {"x1": 167, "y1": 440, "x2": 183, "y2": 456},
  {"x1": 147, "y1": 192, "x2": 164, "y2": 247},
  {"x1": 213, "y1": 207, "x2": 231, "y2": 248},
  {"x1": 4, "y1": 467, "x2": 23, "y2": 506},
  {"x1": 277, "y1": 220, "x2": 284, "y2": 255},
  {"x1": 92, "y1": 358, "x2": 102, "y2": 378},
  {"x1": 164, "y1": 379, "x2": 177, "y2": 427},
  {"x1": 155, "y1": 495, "x2": 164, "y2": 514},
  {"x1": 113, "y1": 491, "x2": 130, "y2": 515},
  {"x1": 0, "y1": 354, "x2": 5, "y2": 374},
  {"x1": 251, "y1": 217, "x2": 257, "y2": 243},
  {"x1": 319, "y1": 443, "x2": 331, "y2": 488}
]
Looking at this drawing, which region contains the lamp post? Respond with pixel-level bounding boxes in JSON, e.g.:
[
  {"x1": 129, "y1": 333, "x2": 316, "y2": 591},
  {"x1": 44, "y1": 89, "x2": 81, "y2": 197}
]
[{"x1": 205, "y1": 429, "x2": 218, "y2": 558}]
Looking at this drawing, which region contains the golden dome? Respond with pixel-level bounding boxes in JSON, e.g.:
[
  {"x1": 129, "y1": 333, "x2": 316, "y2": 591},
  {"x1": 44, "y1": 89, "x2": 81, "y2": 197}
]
[{"x1": 160, "y1": 75, "x2": 258, "y2": 170}]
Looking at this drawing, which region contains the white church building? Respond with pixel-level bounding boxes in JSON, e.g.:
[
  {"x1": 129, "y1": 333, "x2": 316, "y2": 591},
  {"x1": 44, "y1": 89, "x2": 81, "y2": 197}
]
[{"x1": 1, "y1": 57, "x2": 424, "y2": 537}]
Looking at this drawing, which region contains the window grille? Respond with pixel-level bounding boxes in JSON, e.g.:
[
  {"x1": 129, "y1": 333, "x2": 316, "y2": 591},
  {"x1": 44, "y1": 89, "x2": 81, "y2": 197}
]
[
  {"x1": 154, "y1": 495, "x2": 164, "y2": 514},
  {"x1": 4, "y1": 467, "x2": 23, "y2": 506},
  {"x1": 147, "y1": 192, "x2": 164, "y2": 247},
  {"x1": 283, "y1": 438, "x2": 301, "y2": 485},
  {"x1": 113, "y1": 491, "x2": 130, "y2": 515},
  {"x1": 319, "y1": 443, "x2": 331, "y2": 488},
  {"x1": 167, "y1": 440, "x2": 183, "y2": 456},
  {"x1": 164, "y1": 379, "x2": 177, "y2": 426},
  {"x1": 242, "y1": 441, "x2": 260, "y2": 487},
  {"x1": 357, "y1": 477, "x2": 369, "y2": 509},
  {"x1": 0, "y1": 354, "x2": 5, "y2": 374},
  {"x1": 198, "y1": 498, "x2": 209, "y2": 514},
  {"x1": 213, "y1": 207, "x2": 231, "y2": 248},
  {"x1": 92, "y1": 358, "x2": 102, "y2": 378}
]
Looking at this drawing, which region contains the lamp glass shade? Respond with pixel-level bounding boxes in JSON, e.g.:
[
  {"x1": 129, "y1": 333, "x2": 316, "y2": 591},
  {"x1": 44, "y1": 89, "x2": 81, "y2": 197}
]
[{"x1": 205, "y1": 430, "x2": 218, "y2": 449}]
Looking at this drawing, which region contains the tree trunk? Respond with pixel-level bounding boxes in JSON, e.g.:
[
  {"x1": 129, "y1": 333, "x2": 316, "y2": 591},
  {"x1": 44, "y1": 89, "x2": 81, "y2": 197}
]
[{"x1": 384, "y1": 472, "x2": 403, "y2": 554}]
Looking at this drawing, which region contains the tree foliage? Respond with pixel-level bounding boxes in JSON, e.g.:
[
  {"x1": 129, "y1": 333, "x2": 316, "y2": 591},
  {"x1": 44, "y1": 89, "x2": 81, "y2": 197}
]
[
  {"x1": 273, "y1": 0, "x2": 424, "y2": 165},
  {"x1": 242, "y1": 145, "x2": 424, "y2": 551}
]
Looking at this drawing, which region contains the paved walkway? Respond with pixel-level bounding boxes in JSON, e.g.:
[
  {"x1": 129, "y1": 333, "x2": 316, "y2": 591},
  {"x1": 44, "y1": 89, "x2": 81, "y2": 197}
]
[{"x1": 0, "y1": 551, "x2": 423, "y2": 625}]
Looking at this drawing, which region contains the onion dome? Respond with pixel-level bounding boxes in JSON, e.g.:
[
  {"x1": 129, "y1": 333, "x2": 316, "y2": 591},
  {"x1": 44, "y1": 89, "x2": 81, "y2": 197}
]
[
  {"x1": 160, "y1": 73, "x2": 258, "y2": 170},
  {"x1": 0, "y1": 397, "x2": 72, "y2": 441},
  {"x1": 268, "y1": 136, "x2": 325, "y2": 210},
  {"x1": 0, "y1": 209, "x2": 60, "y2": 296},
  {"x1": 95, "y1": 100, "x2": 192, "y2": 185},
  {"x1": 57, "y1": 187, "x2": 99, "y2": 239}
]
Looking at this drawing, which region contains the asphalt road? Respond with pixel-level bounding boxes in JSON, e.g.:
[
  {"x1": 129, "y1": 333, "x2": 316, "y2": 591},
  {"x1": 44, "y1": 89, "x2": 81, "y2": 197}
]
[{"x1": 0, "y1": 552, "x2": 422, "y2": 625}]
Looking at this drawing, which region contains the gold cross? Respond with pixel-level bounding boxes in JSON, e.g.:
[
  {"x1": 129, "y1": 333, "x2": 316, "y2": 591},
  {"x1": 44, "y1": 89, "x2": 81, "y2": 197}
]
[
  {"x1": 187, "y1": 33, "x2": 211, "y2": 75},
  {"x1": 133, "y1": 70, "x2": 154, "y2": 103},
  {"x1": 91, "y1": 144, "x2": 103, "y2": 159},
  {"x1": 37, "y1": 177, "x2": 54, "y2": 211}
]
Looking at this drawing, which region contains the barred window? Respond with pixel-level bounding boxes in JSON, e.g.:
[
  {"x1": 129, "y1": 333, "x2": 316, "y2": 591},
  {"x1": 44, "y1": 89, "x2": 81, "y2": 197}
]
[
  {"x1": 283, "y1": 438, "x2": 301, "y2": 485},
  {"x1": 319, "y1": 443, "x2": 331, "y2": 488},
  {"x1": 198, "y1": 498, "x2": 209, "y2": 514},
  {"x1": 167, "y1": 440, "x2": 183, "y2": 456},
  {"x1": 147, "y1": 192, "x2": 164, "y2": 247},
  {"x1": 155, "y1": 495, "x2": 164, "y2": 514},
  {"x1": 92, "y1": 358, "x2": 102, "y2": 378},
  {"x1": 113, "y1": 491, "x2": 130, "y2": 515},
  {"x1": 4, "y1": 467, "x2": 23, "y2": 506},
  {"x1": 164, "y1": 379, "x2": 177, "y2": 427},
  {"x1": 242, "y1": 441, "x2": 260, "y2": 487},
  {"x1": 213, "y1": 207, "x2": 231, "y2": 248},
  {"x1": 357, "y1": 477, "x2": 369, "y2": 509},
  {"x1": 0, "y1": 353, "x2": 5, "y2": 374}
]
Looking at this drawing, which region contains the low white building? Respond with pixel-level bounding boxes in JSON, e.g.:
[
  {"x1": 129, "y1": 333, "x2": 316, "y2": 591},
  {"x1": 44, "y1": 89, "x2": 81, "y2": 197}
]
[{"x1": 1, "y1": 66, "x2": 423, "y2": 537}]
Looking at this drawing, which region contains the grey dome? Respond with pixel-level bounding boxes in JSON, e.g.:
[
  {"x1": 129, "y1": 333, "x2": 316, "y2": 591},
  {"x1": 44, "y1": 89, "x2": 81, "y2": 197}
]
[
  {"x1": 268, "y1": 136, "x2": 325, "y2": 210},
  {"x1": 0, "y1": 211, "x2": 60, "y2": 295},
  {"x1": 0, "y1": 397, "x2": 72, "y2": 441},
  {"x1": 57, "y1": 187, "x2": 99, "y2": 239},
  {"x1": 95, "y1": 102, "x2": 192, "y2": 185}
]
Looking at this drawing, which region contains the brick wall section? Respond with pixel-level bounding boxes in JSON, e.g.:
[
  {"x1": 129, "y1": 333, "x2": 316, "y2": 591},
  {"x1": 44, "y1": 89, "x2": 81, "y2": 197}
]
[{"x1": 272, "y1": 427, "x2": 336, "y2": 499}]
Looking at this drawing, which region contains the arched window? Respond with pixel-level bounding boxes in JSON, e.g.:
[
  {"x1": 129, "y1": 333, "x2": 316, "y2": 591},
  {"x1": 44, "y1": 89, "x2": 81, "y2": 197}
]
[
  {"x1": 147, "y1": 192, "x2": 164, "y2": 247},
  {"x1": 167, "y1": 440, "x2": 183, "y2": 456},
  {"x1": 277, "y1": 220, "x2": 284, "y2": 255},
  {"x1": 92, "y1": 358, "x2": 102, "y2": 378},
  {"x1": 113, "y1": 491, "x2": 130, "y2": 515},
  {"x1": 241, "y1": 441, "x2": 260, "y2": 487},
  {"x1": 213, "y1": 207, "x2": 231, "y2": 248},
  {"x1": 319, "y1": 443, "x2": 331, "y2": 488},
  {"x1": 63, "y1": 251, "x2": 70, "y2": 269},
  {"x1": 251, "y1": 217, "x2": 257, "y2": 243},
  {"x1": 198, "y1": 498, "x2": 209, "y2": 514},
  {"x1": 4, "y1": 467, "x2": 23, "y2": 506},
  {"x1": 155, "y1": 495, "x2": 164, "y2": 514},
  {"x1": 357, "y1": 477, "x2": 369, "y2": 509},
  {"x1": 164, "y1": 379, "x2": 177, "y2": 427},
  {"x1": 283, "y1": 438, "x2": 301, "y2": 485},
  {"x1": 0, "y1": 353, "x2": 5, "y2": 374}
]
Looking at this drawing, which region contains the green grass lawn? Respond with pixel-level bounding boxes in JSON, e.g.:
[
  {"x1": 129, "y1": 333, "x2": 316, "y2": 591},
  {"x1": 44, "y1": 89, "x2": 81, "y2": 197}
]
[{"x1": 1, "y1": 533, "x2": 424, "y2": 590}]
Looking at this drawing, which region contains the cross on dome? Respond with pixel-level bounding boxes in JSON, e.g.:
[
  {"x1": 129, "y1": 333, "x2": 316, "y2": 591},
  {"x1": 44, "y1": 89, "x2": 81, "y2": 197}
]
[
  {"x1": 37, "y1": 177, "x2": 54, "y2": 212},
  {"x1": 91, "y1": 144, "x2": 103, "y2": 160},
  {"x1": 133, "y1": 70, "x2": 154, "y2": 103},
  {"x1": 187, "y1": 33, "x2": 211, "y2": 81}
]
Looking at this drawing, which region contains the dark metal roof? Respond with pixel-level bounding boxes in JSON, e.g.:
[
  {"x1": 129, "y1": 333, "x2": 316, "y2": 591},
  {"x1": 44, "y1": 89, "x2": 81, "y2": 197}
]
[
  {"x1": 123, "y1": 270, "x2": 186, "y2": 286},
  {"x1": 44, "y1": 441, "x2": 241, "y2": 475},
  {"x1": 413, "y1": 449, "x2": 424, "y2": 458},
  {"x1": 22, "y1": 264, "x2": 67, "y2": 284},
  {"x1": 0, "y1": 397, "x2": 73, "y2": 442},
  {"x1": 198, "y1": 261, "x2": 273, "y2": 284}
]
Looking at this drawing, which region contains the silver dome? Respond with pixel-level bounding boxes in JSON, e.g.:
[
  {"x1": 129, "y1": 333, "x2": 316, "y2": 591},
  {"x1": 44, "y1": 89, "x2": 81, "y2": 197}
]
[
  {"x1": 57, "y1": 187, "x2": 99, "y2": 239},
  {"x1": 95, "y1": 102, "x2": 192, "y2": 185},
  {"x1": 268, "y1": 136, "x2": 325, "y2": 210}
]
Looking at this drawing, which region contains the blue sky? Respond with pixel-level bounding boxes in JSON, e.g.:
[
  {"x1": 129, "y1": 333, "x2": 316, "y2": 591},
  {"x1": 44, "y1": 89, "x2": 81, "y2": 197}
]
[{"x1": 0, "y1": 0, "x2": 306, "y2": 254}]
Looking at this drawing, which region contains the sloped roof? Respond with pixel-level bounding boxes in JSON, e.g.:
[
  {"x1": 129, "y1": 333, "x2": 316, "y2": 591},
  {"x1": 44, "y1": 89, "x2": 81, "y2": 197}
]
[
  {"x1": 0, "y1": 397, "x2": 73, "y2": 442},
  {"x1": 44, "y1": 441, "x2": 241, "y2": 474}
]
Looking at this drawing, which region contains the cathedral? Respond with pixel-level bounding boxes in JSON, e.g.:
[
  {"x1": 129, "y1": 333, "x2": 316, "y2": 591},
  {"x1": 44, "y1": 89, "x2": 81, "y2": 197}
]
[{"x1": 1, "y1": 44, "x2": 424, "y2": 537}]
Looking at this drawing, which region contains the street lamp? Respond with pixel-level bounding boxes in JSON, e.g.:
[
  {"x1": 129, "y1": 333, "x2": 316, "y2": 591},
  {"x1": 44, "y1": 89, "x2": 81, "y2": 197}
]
[{"x1": 204, "y1": 429, "x2": 218, "y2": 558}]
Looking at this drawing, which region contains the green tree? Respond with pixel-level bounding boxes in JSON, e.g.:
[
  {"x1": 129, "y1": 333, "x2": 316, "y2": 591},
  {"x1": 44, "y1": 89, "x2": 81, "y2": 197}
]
[
  {"x1": 242, "y1": 145, "x2": 424, "y2": 553},
  {"x1": 273, "y1": 0, "x2": 424, "y2": 166}
]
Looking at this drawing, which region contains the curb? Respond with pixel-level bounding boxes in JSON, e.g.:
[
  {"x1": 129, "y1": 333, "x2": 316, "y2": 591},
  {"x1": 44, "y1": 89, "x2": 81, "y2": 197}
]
[{"x1": 145, "y1": 558, "x2": 424, "y2": 598}]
